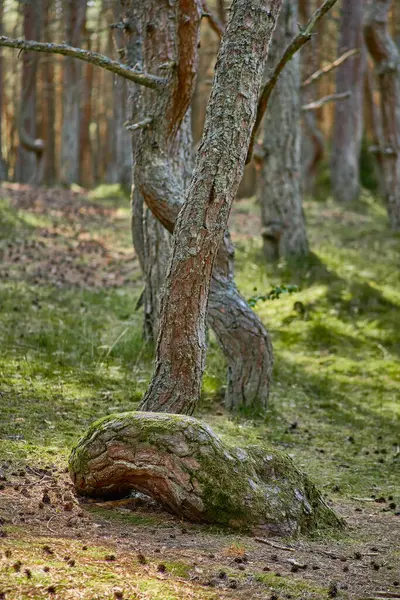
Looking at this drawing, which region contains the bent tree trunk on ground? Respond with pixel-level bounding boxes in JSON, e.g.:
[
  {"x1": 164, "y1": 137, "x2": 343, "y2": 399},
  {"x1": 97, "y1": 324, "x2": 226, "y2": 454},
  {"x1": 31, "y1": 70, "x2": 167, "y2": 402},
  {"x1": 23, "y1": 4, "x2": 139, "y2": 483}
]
[
  {"x1": 365, "y1": 0, "x2": 400, "y2": 230},
  {"x1": 69, "y1": 412, "x2": 344, "y2": 534},
  {"x1": 127, "y1": 0, "x2": 273, "y2": 412},
  {"x1": 139, "y1": 0, "x2": 282, "y2": 415},
  {"x1": 257, "y1": 0, "x2": 308, "y2": 261},
  {"x1": 331, "y1": 0, "x2": 365, "y2": 203}
]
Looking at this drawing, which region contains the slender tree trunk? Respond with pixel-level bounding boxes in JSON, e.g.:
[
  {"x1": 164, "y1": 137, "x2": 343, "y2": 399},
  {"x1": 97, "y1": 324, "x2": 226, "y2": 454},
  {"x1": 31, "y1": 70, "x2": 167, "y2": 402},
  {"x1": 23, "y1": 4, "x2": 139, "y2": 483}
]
[
  {"x1": 331, "y1": 0, "x2": 365, "y2": 203},
  {"x1": 42, "y1": 0, "x2": 56, "y2": 185},
  {"x1": 15, "y1": 0, "x2": 40, "y2": 183},
  {"x1": 257, "y1": 0, "x2": 308, "y2": 261},
  {"x1": 365, "y1": 0, "x2": 400, "y2": 229},
  {"x1": 60, "y1": 0, "x2": 86, "y2": 185},
  {"x1": 139, "y1": 0, "x2": 282, "y2": 415},
  {"x1": 299, "y1": 0, "x2": 325, "y2": 194},
  {"x1": 79, "y1": 28, "x2": 94, "y2": 188},
  {"x1": 0, "y1": 0, "x2": 6, "y2": 180}
]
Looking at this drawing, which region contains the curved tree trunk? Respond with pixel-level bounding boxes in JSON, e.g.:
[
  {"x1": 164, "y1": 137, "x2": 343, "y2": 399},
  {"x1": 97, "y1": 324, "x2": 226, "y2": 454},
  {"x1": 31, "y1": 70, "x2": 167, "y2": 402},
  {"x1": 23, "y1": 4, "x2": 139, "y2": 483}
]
[
  {"x1": 139, "y1": 0, "x2": 282, "y2": 415},
  {"x1": 257, "y1": 0, "x2": 308, "y2": 261},
  {"x1": 331, "y1": 0, "x2": 365, "y2": 203},
  {"x1": 69, "y1": 412, "x2": 344, "y2": 534},
  {"x1": 126, "y1": 0, "x2": 273, "y2": 412},
  {"x1": 365, "y1": 0, "x2": 400, "y2": 230}
]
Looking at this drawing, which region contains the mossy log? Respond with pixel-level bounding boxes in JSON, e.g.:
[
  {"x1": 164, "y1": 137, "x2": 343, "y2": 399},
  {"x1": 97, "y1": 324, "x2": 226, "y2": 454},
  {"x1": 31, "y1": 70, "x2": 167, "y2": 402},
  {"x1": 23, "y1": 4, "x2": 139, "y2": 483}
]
[{"x1": 69, "y1": 412, "x2": 344, "y2": 535}]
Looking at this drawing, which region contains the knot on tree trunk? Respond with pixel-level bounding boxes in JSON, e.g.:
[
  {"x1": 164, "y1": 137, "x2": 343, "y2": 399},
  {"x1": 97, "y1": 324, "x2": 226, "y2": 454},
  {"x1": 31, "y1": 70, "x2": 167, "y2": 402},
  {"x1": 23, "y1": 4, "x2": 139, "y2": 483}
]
[{"x1": 69, "y1": 412, "x2": 344, "y2": 535}]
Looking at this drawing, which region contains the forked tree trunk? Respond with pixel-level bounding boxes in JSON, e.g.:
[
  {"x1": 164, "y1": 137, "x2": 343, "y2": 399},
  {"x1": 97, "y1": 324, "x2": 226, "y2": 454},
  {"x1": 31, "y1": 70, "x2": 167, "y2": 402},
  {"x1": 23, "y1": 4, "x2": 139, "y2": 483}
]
[
  {"x1": 331, "y1": 0, "x2": 365, "y2": 203},
  {"x1": 365, "y1": 0, "x2": 400, "y2": 229},
  {"x1": 60, "y1": 0, "x2": 86, "y2": 185},
  {"x1": 139, "y1": 0, "x2": 283, "y2": 415},
  {"x1": 257, "y1": 0, "x2": 308, "y2": 261},
  {"x1": 127, "y1": 2, "x2": 273, "y2": 412}
]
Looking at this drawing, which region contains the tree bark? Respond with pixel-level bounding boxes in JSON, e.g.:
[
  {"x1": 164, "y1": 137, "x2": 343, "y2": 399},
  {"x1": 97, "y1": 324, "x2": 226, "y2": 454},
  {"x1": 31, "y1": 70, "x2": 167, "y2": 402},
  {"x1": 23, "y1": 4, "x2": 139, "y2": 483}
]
[
  {"x1": 139, "y1": 0, "x2": 282, "y2": 415},
  {"x1": 299, "y1": 0, "x2": 325, "y2": 194},
  {"x1": 331, "y1": 0, "x2": 365, "y2": 203},
  {"x1": 60, "y1": 0, "x2": 86, "y2": 185},
  {"x1": 257, "y1": 0, "x2": 309, "y2": 261},
  {"x1": 69, "y1": 412, "x2": 344, "y2": 533},
  {"x1": 365, "y1": 0, "x2": 400, "y2": 229},
  {"x1": 42, "y1": 0, "x2": 57, "y2": 185},
  {"x1": 0, "y1": 0, "x2": 6, "y2": 180},
  {"x1": 15, "y1": 0, "x2": 41, "y2": 184}
]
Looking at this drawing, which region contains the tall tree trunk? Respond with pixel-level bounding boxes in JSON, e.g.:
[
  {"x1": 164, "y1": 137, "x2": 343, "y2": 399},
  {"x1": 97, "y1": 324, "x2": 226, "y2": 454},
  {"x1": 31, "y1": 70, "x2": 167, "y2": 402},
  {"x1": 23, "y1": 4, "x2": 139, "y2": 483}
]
[
  {"x1": 139, "y1": 0, "x2": 282, "y2": 415},
  {"x1": 79, "y1": 28, "x2": 94, "y2": 188},
  {"x1": 42, "y1": 0, "x2": 56, "y2": 185},
  {"x1": 365, "y1": 0, "x2": 400, "y2": 229},
  {"x1": 15, "y1": 0, "x2": 41, "y2": 184},
  {"x1": 257, "y1": 0, "x2": 308, "y2": 261},
  {"x1": 331, "y1": 0, "x2": 365, "y2": 203},
  {"x1": 0, "y1": 0, "x2": 6, "y2": 180},
  {"x1": 299, "y1": 0, "x2": 325, "y2": 194},
  {"x1": 127, "y1": 1, "x2": 273, "y2": 412},
  {"x1": 60, "y1": 0, "x2": 86, "y2": 185}
]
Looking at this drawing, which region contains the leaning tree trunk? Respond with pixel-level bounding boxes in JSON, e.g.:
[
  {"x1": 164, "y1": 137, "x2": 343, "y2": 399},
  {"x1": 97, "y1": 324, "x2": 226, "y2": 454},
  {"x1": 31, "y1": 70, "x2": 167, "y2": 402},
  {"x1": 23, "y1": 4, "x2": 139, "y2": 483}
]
[
  {"x1": 331, "y1": 0, "x2": 365, "y2": 203},
  {"x1": 139, "y1": 0, "x2": 283, "y2": 415},
  {"x1": 257, "y1": 0, "x2": 308, "y2": 261},
  {"x1": 69, "y1": 412, "x2": 344, "y2": 534},
  {"x1": 365, "y1": 0, "x2": 400, "y2": 230},
  {"x1": 126, "y1": 1, "x2": 273, "y2": 412},
  {"x1": 60, "y1": 0, "x2": 86, "y2": 186}
]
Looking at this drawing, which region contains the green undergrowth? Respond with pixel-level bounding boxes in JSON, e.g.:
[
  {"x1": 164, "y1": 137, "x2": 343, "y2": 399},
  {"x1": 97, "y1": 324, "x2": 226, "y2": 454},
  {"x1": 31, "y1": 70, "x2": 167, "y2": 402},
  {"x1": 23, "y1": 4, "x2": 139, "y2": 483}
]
[{"x1": 1, "y1": 186, "x2": 399, "y2": 506}]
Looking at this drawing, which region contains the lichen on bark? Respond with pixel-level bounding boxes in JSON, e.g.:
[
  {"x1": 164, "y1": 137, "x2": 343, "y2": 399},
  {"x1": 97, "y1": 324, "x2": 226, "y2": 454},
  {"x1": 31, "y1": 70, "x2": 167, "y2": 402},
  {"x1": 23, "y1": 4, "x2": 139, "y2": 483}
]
[{"x1": 69, "y1": 412, "x2": 344, "y2": 534}]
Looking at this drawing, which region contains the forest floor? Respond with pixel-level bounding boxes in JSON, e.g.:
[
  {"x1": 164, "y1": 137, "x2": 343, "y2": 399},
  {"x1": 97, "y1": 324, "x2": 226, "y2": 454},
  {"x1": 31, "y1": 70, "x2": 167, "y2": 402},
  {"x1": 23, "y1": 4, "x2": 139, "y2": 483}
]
[{"x1": 0, "y1": 182, "x2": 399, "y2": 600}]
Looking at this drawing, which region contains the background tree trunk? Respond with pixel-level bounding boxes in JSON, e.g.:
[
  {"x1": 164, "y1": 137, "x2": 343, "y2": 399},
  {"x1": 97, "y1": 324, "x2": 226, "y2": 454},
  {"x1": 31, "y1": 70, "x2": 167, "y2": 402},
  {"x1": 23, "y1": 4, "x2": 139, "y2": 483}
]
[
  {"x1": 0, "y1": 0, "x2": 6, "y2": 180},
  {"x1": 60, "y1": 0, "x2": 86, "y2": 185},
  {"x1": 15, "y1": 0, "x2": 40, "y2": 184},
  {"x1": 331, "y1": 0, "x2": 365, "y2": 203},
  {"x1": 140, "y1": 0, "x2": 283, "y2": 415},
  {"x1": 365, "y1": 0, "x2": 400, "y2": 229},
  {"x1": 42, "y1": 0, "x2": 56, "y2": 185},
  {"x1": 257, "y1": 0, "x2": 308, "y2": 261}
]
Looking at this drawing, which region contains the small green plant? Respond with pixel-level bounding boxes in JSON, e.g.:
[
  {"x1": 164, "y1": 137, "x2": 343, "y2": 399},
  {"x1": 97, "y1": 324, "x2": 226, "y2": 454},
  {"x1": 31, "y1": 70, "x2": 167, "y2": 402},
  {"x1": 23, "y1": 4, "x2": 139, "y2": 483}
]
[{"x1": 247, "y1": 284, "x2": 298, "y2": 307}]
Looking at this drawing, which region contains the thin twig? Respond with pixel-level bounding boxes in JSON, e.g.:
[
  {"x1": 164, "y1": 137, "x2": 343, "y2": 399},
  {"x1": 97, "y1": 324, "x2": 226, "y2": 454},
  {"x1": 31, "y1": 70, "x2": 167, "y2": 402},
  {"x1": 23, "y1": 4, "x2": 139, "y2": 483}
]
[
  {"x1": 255, "y1": 538, "x2": 294, "y2": 551},
  {"x1": 301, "y1": 48, "x2": 359, "y2": 88},
  {"x1": 0, "y1": 36, "x2": 165, "y2": 90},
  {"x1": 201, "y1": 0, "x2": 224, "y2": 38},
  {"x1": 302, "y1": 91, "x2": 351, "y2": 111},
  {"x1": 246, "y1": 0, "x2": 339, "y2": 163},
  {"x1": 46, "y1": 514, "x2": 57, "y2": 534}
]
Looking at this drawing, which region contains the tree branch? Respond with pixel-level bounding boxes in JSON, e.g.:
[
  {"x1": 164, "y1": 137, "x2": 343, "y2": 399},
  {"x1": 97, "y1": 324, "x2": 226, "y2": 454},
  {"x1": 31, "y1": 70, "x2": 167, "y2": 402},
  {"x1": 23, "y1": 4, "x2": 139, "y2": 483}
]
[
  {"x1": 302, "y1": 91, "x2": 351, "y2": 111},
  {"x1": 0, "y1": 36, "x2": 166, "y2": 90},
  {"x1": 246, "y1": 0, "x2": 338, "y2": 164},
  {"x1": 201, "y1": 0, "x2": 224, "y2": 38},
  {"x1": 301, "y1": 48, "x2": 360, "y2": 88}
]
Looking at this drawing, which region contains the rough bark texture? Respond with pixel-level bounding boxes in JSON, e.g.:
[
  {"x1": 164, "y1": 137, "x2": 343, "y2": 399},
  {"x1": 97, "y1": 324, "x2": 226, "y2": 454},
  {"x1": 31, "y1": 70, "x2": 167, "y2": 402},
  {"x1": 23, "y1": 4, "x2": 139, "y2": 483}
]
[
  {"x1": 257, "y1": 0, "x2": 308, "y2": 261},
  {"x1": 69, "y1": 412, "x2": 344, "y2": 533},
  {"x1": 60, "y1": 0, "x2": 86, "y2": 185},
  {"x1": 125, "y1": 0, "x2": 273, "y2": 412},
  {"x1": 299, "y1": 0, "x2": 324, "y2": 194},
  {"x1": 331, "y1": 0, "x2": 365, "y2": 203},
  {"x1": 139, "y1": 0, "x2": 282, "y2": 415},
  {"x1": 42, "y1": 0, "x2": 56, "y2": 185},
  {"x1": 365, "y1": 0, "x2": 400, "y2": 230}
]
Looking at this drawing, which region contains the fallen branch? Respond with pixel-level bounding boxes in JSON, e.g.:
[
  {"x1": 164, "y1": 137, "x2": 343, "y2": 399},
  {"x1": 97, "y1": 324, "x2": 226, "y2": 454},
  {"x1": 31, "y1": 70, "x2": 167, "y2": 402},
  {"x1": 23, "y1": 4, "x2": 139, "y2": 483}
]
[
  {"x1": 302, "y1": 91, "x2": 351, "y2": 111},
  {"x1": 0, "y1": 36, "x2": 165, "y2": 90},
  {"x1": 301, "y1": 48, "x2": 360, "y2": 88},
  {"x1": 255, "y1": 538, "x2": 294, "y2": 551},
  {"x1": 246, "y1": 0, "x2": 338, "y2": 163}
]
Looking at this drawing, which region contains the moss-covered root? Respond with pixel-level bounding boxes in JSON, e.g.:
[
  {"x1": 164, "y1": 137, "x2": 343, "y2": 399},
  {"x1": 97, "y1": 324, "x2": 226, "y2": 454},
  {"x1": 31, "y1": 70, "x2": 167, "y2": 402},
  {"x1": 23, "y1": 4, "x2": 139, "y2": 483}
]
[{"x1": 69, "y1": 412, "x2": 344, "y2": 534}]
